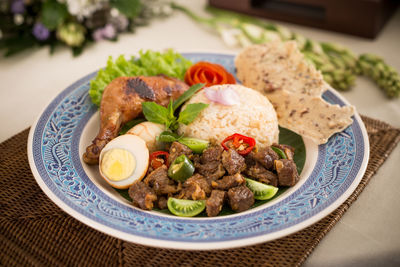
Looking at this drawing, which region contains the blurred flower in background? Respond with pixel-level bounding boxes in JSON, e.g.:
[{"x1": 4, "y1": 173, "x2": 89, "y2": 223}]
[
  {"x1": 32, "y1": 22, "x2": 50, "y2": 41},
  {"x1": 57, "y1": 22, "x2": 86, "y2": 46},
  {"x1": 63, "y1": 0, "x2": 106, "y2": 20},
  {"x1": 0, "y1": 0, "x2": 174, "y2": 56},
  {"x1": 11, "y1": 0, "x2": 25, "y2": 14},
  {"x1": 92, "y1": 23, "x2": 116, "y2": 41}
]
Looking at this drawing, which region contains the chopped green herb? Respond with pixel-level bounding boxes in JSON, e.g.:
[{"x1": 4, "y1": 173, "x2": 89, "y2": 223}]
[
  {"x1": 141, "y1": 83, "x2": 207, "y2": 131},
  {"x1": 177, "y1": 103, "x2": 209, "y2": 125}
]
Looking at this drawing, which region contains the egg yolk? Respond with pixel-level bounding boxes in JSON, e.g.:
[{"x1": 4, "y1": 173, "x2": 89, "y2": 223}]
[{"x1": 101, "y1": 148, "x2": 136, "y2": 181}]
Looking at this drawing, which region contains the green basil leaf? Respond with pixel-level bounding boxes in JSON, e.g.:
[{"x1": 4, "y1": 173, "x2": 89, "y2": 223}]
[
  {"x1": 41, "y1": 0, "x2": 68, "y2": 30},
  {"x1": 177, "y1": 103, "x2": 208, "y2": 125},
  {"x1": 110, "y1": 0, "x2": 142, "y2": 19},
  {"x1": 169, "y1": 120, "x2": 179, "y2": 131},
  {"x1": 142, "y1": 102, "x2": 170, "y2": 125},
  {"x1": 158, "y1": 131, "x2": 180, "y2": 143},
  {"x1": 172, "y1": 83, "x2": 204, "y2": 111},
  {"x1": 167, "y1": 99, "x2": 174, "y2": 118}
]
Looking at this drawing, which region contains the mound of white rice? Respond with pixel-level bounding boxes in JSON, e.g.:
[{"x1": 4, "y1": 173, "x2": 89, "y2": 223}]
[{"x1": 178, "y1": 84, "x2": 279, "y2": 147}]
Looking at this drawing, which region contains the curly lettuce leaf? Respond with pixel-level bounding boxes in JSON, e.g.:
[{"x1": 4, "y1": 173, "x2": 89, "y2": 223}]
[{"x1": 89, "y1": 49, "x2": 192, "y2": 106}]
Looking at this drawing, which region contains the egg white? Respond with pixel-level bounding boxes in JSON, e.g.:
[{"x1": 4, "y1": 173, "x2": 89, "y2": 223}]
[{"x1": 99, "y1": 134, "x2": 149, "y2": 189}]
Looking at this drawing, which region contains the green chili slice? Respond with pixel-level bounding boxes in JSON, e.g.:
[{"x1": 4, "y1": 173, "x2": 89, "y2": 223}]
[
  {"x1": 271, "y1": 146, "x2": 287, "y2": 159},
  {"x1": 179, "y1": 137, "x2": 209, "y2": 154},
  {"x1": 168, "y1": 155, "x2": 195, "y2": 182}
]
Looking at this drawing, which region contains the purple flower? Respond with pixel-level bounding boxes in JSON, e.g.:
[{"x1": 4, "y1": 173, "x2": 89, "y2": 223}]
[
  {"x1": 92, "y1": 24, "x2": 117, "y2": 42},
  {"x1": 102, "y1": 24, "x2": 116, "y2": 39},
  {"x1": 32, "y1": 22, "x2": 50, "y2": 41},
  {"x1": 11, "y1": 0, "x2": 25, "y2": 14},
  {"x1": 92, "y1": 28, "x2": 104, "y2": 41}
]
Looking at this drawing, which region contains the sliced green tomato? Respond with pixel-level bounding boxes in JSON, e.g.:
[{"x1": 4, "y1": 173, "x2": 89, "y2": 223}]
[
  {"x1": 167, "y1": 198, "x2": 206, "y2": 217},
  {"x1": 245, "y1": 178, "x2": 279, "y2": 200},
  {"x1": 168, "y1": 154, "x2": 195, "y2": 181},
  {"x1": 271, "y1": 146, "x2": 287, "y2": 159},
  {"x1": 178, "y1": 137, "x2": 209, "y2": 154}
]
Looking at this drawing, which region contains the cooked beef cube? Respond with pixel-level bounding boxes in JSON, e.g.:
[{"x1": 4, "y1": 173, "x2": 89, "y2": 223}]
[
  {"x1": 128, "y1": 182, "x2": 157, "y2": 210},
  {"x1": 184, "y1": 174, "x2": 212, "y2": 196},
  {"x1": 201, "y1": 146, "x2": 224, "y2": 163},
  {"x1": 195, "y1": 161, "x2": 226, "y2": 181},
  {"x1": 144, "y1": 165, "x2": 180, "y2": 195},
  {"x1": 191, "y1": 154, "x2": 201, "y2": 165},
  {"x1": 253, "y1": 147, "x2": 279, "y2": 170},
  {"x1": 177, "y1": 182, "x2": 206, "y2": 200},
  {"x1": 245, "y1": 151, "x2": 257, "y2": 167},
  {"x1": 176, "y1": 174, "x2": 211, "y2": 200},
  {"x1": 211, "y1": 173, "x2": 245, "y2": 190},
  {"x1": 168, "y1": 141, "x2": 193, "y2": 165},
  {"x1": 245, "y1": 162, "x2": 278, "y2": 187},
  {"x1": 275, "y1": 159, "x2": 299, "y2": 186},
  {"x1": 221, "y1": 149, "x2": 246, "y2": 175},
  {"x1": 272, "y1": 143, "x2": 295, "y2": 160},
  {"x1": 157, "y1": 196, "x2": 168, "y2": 210},
  {"x1": 227, "y1": 186, "x2": 254, "y2": 212},
  {"x1": 206, "y1": 190, "x2": 226, "y2": 217}
]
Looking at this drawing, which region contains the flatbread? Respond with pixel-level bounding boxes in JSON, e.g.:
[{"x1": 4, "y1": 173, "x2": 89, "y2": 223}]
[{"x1": 235, "y1": 41, "x2": 355, "y2": 144}]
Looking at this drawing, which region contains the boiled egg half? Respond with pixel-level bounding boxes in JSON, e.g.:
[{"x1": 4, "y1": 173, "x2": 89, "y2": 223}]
[{"x1": 99, "y1": 134, "x2": 149, "y2": 189}]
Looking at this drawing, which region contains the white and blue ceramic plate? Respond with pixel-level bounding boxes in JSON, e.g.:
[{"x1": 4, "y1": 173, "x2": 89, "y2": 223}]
[{"x1": 28, "y1": 52, "x2": 369, "y2": 250}]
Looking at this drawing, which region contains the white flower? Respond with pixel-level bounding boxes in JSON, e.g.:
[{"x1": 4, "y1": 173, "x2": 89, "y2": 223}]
[
  {"x1": 61, "y1": 0, "x2": 107, "y2": 20},
  {"x1": 217, "y1": 26, "x2": 241, "y2": 47}
]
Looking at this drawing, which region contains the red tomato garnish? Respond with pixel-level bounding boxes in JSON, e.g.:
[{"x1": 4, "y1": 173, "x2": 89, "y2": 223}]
[{"x1": 184, "y1": 61, "x2": 236, "y2": 87}]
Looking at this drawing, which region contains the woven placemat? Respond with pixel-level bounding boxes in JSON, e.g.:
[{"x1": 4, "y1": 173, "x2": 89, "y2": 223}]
[{"x1": 1, "y1": 115, "x2": 399, "y2": 267}]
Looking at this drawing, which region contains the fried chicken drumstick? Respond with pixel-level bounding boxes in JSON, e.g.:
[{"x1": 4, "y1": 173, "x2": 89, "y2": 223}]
[{"x1": 83, "y1": 76, "x2": 189, "y2": 164}]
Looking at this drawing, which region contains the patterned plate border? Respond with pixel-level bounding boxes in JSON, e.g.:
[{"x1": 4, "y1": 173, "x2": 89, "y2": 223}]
[{"x1": 28, "y1": 53, "x2": 369, "y2": 250}]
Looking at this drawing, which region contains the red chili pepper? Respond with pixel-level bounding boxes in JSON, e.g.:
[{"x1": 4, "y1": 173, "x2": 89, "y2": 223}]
[
  {"x1": 221, "y1": 133, "x2": 256, "y2": 156},
  {"x1": 149, "y1": 151, "x2": 169, "y2": 169}
]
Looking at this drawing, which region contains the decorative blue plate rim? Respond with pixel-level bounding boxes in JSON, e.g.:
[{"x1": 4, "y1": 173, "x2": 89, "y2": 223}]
[{"x1": 27, "y1": 52, "x2": 369, "y2": 250}]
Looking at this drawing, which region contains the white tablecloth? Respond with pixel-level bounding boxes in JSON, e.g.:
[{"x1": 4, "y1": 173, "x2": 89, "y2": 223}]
[{"x1": 1, "y1": 1, "x2": 399, "y2": 265}]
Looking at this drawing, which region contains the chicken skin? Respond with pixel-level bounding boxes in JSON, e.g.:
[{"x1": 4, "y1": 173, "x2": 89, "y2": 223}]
[{"x1": 83, "y1": 75, "x2": 189, "y2": 164}]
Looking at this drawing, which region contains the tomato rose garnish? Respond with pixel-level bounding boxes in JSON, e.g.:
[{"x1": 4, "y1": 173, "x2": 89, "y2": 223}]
[{"x1": 184, "y1": 61, "x2": 236, "y2": 87}]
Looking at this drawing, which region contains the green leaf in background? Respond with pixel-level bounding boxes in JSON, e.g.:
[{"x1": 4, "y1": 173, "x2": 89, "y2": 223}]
[
  {"x1": 72, "y1": 45, "x2": 83, "y2": 57},
  {"x1": 142, "y1": 102, "x2": 171, "y2": 125},
  {"x1": 1, "y1": 34, "x2": 37, "y2": 57},
  {"x1": 41, "y1": 0, "x2": 68, "y2": 30},
  {"x1": 177, "y1": 103, "x2": 208, "y2": 125},
  {"x1": 110, "y1": 0, "x2": 142, "y2": 19}
]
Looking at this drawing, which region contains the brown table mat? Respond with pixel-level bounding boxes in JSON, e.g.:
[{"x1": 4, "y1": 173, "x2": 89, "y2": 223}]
[{"x1": 1, "y1": 115, "x2": 399, "y2": 267}]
